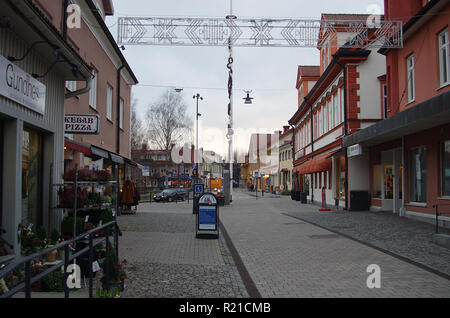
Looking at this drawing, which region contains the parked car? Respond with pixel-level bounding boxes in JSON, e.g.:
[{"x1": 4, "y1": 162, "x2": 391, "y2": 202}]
[
  {"x1": 154, "y1": 189, "x2": 183, "y2": 202},
  {"x1": 174, "y1": 188, "x2": 188, "y2": 200}
]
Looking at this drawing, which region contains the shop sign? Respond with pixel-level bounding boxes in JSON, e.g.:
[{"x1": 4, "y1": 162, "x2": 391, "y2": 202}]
[
  {"x1": 142, "y1": 166, "x2": 150, "y2": 177},
  {"x1": 0, "y1": 54, "x2": 46, "y2": 115},
  {"x1": 64, "y1": 114, "x2": 99, "y2": 134},
  {"x1": 347, "y1": 144, "x2": 363, "y2": 158}
]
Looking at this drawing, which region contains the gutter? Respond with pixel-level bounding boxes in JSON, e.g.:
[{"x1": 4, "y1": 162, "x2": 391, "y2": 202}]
[{"x1": 65, "y1": 74, "x2": 92, "y2": 99}]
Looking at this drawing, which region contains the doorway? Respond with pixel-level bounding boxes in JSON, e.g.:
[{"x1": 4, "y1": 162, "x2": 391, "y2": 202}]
[{"x1": 380, "y1": 148, "x2": 402, "y2": 213}]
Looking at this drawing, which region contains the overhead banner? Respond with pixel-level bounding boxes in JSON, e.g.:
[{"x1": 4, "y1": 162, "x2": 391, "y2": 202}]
[
  {"x1": 64, "y1": 114, "x2": 100, "y2": 134},
  {"x1": 0, "y1": 54, "x2": 46, "y2": 115}
]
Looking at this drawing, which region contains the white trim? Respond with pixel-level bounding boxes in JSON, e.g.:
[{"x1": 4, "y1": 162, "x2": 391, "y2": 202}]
[{"x1": 406, "y1": 202, "x2": 427, "y2": 207}]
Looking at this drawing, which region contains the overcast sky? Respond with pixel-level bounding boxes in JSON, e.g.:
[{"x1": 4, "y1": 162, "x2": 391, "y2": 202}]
[{"x1": 107, "y1": 0, "x2": 384, "y2": 158}]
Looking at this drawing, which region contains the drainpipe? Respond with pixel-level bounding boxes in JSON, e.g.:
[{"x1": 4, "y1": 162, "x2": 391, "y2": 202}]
[
  {"x1": 116, "y1": 64, "x2": 125, "y2": 154},
  {"x1": 333, "y1": 56, "x2": 349, "y2": 211},
  {"x1": 62, "y1": 0, "x2": 69, "y2": 40},
  {"x1": 65, "y1": 74, "x2": 92, "y2": 99},
  {"x1": 304, "y1": 97, "x2": 315, "y2": 204}
]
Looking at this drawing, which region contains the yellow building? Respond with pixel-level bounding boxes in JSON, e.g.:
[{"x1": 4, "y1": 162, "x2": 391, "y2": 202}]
[{"x1": 278, "y1": 127, "x2": 293, "y2": 191}]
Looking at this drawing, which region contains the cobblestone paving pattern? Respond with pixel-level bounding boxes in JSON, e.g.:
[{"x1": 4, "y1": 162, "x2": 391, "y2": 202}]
[{"x1": 117, "y1": 203, "x2": 248, "y2": 298}]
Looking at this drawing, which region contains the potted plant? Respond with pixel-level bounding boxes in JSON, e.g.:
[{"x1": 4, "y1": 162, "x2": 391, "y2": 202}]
[
  {"x1": 101, "y1": 248, "x2": 126, "y2": 292},
  {"x1": 94, "y1": 288, "x2": 120, "y2": 298}
]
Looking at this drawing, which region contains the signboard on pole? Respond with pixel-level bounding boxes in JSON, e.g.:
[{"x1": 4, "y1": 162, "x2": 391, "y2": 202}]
[
  {"x1": 64, "y1": 114, "x2": 100, "y2": 134},
  {"x1": 142, "y1": 166, "x2": 150, "y2": 177}
]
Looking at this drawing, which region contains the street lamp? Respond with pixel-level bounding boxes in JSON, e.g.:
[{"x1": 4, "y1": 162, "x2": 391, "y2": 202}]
[
  {"x1": 193, "y1": 93, "x2": 203, "y2": 184},
  {"x1": 243, "y1": 90, "x2": 254, "y2": 104}
]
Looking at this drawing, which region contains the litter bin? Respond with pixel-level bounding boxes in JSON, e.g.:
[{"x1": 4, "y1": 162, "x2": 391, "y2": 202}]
[
  {"x1": 300, "y1": 192, "x2": 307, "y2": 204},
  {"x1": 295, "y1": 191, "x2": 301, "y2": 201},
  {"x1": 349, "y1": 191, "x2": 370, "y2": 211}
]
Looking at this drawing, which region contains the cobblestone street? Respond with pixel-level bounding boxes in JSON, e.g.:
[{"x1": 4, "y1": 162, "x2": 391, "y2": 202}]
[
  {"x1": 117, "y1": 202, "x2": 248, "y2": 298},
  {"x1": 115, "y1": 189, "x2": 450, "y2": 298}
]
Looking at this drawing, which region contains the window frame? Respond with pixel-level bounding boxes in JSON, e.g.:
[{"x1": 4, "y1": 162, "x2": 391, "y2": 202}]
[
  {"x1": 89, "y1": 68, "x2": 98, "y2": 109},
  {"x1": 106, "y1": 83, "x2": 113, "y2": 121},
  {"x1": 438, "y1": 28, "x2": 450, "y2": 87},
  {"x1": 406, "y1": 54, "x2": 415, "y2": 103}
]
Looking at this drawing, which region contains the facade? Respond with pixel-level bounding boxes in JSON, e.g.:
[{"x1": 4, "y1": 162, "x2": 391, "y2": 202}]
[
  {"x1": 278, "y1": 126, "x2": 293, "y2": 191},
  {"x1": 0, "y1": 0, "x2": 93, "y2": 254},
  {"x1": 289, "y1": 14, "x2": 385, "y2": 209},
  {"x1": 131, "y1": 145, "x2": 195, "y2": 193},
  {"x1": 343, "y1": 0, "x2": 450, "y2": 226},
  {"x1": 247, "y1": 132, "x2": 280, "y2": 192},
  {"x1": 199, "y1": 150, "x2": 224, "y2": 190},
  {"x1": 61, "y1": 0, "x2": 138, "y2": 192}
]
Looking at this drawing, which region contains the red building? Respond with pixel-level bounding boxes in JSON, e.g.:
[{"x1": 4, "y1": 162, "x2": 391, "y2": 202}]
[
  {"x1": 343, "y1": 0, "x2": 450, "y2": 226},
  {"x1": 289, "y1": 14, "x2": 386, "y2": 210}
]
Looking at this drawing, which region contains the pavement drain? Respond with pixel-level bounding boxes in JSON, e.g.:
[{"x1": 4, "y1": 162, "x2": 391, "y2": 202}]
[{"x1": 308, "y1": 234, "x2": 341, "y2": 239}]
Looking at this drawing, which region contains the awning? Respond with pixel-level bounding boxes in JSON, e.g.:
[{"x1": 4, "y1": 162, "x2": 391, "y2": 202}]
[
  {"x1": 64, "y1": 139, "x2": 91, "y2": 156},
  {"x1": 326, "y1": 149, "x2": 344, "y2": 158},
  {"x1": 110, "y1": 153, "x2": 125, "y2": 164},
  {"x1": 343, "y1": 91, "x2": 450, "y2": 148},
  {"x1": 90, "y1": 146, "x2": 109, "y2": 159},
  {"x1": 294, "y1": 152, "x2": 332, "y2": 174}
]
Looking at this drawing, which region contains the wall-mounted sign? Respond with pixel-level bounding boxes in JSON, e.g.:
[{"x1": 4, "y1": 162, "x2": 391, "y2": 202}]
[
  {"x1": 347, "y1": 144, "x2": 363, "y2": 158},
  {"x1": 64, "y1": 114, "x2": 99, "y2": 134},
  {"x1": 142, "y1": 166, "x2": 150, "y2": 177},
  {"x1": 0, "y1": 54, "x2": 46, "y2": 115}
]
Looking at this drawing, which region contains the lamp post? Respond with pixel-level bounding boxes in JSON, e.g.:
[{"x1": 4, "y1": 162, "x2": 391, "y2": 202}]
[{"x1": 193, "y1": 93, "x2": 203, "y2": 185}]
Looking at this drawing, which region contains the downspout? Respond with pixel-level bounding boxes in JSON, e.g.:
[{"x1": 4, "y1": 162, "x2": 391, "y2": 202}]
[
  {"x1": 289, "y1": 124, "x2": 296, "y2": 193},
  {"x1": 304, "y1": 97, "x2": 315, "y2": 204},
  {"x1": 62, "y1": 0, "x2": 69, "y2": 40},
  {"x1": 116, "y1": 64, "x2": 125, "y2": 154},
  {"x1": 65, "y1": 74, "x2": 92, "y2": 99},
  {"x1": 333, "y1": 56, "x2": 349, "y2": 210}
]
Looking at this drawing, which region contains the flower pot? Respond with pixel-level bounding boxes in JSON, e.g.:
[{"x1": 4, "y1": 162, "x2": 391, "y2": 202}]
[
  {"x1": 103, "y1": 279, "x2": 124, "y2": 292},
  {"x1": 45, "y1": 250, "x2": 57, "y2": 263}
]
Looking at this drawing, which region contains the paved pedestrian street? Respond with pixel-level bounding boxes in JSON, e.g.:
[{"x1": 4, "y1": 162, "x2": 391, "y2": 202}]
[
  {"x1": 117, "y1": 190, "x2": 450, "y2": 298},
  {"x1": 117, "y1": 202, "x2": 249, "y2": 298}
]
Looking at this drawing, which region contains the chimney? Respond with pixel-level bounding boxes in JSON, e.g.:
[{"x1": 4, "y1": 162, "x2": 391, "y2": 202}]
[{"x1": 283, "y1": 126, "x2": 290, "y2": 134}]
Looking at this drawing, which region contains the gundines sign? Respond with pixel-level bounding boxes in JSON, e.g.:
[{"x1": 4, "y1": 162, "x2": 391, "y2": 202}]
[
  {"x1": 0, "y1": 54, "x2": 46, "y2": 115},
  {"x1": 64, "y1": 114, "x2": 99, "y2": 134}
]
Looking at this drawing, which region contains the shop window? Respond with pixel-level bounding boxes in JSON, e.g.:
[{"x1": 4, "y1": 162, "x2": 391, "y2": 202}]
[
  {"x1": 441, "y1": 141, "x2": 450, "y2": 196},
  {"x1": 21, "y1": 129, "x2": 42, "y2": 228},
  {"x1": 384, "y1": 165, "x2": 394, "y2": 199},
  {"x1": 335, "y1": 156, "x2": 346, "y2": 200},
  {"x1": 372, "y1": 165, "x2": 382, "y2": 198},
  {"x1": 409, "y1": 146, "x2": 427, "y2": 203}
]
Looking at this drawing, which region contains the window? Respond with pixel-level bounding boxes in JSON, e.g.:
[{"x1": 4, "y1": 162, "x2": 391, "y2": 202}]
[
  {"x1": 119, "y1": 98, "x2": 124, "y2": 129},
  {"x1": 441, "y1": 141, "x2": 450, "y2": 196},
  {"x1": 106, "y1": 84, "x2": 113, "y2": 121},
  {"x1": 328, "y1": 99, "x2": 333, "y2": 130},
  {"x1": 407, "y1": 54, "x2": 415, "y2": 103},
  {"x1": 22, "y1": 128, "x2": 42, "y2": 228},
  {"x1": 65, "y1": 81, "x2": 77, "y2": 92},
  {"x1": 439, "y1": 29, "x2": 449, "y2": 86},
  {"x1": 333, "y1": 95, "x2": 338, "y2": 128},
  {"x1": 409, "y1": 146, "x2": 427, "y2": 203},
  {"x1": 89, "y1": 68, "x2": 98, "y2": 109}
]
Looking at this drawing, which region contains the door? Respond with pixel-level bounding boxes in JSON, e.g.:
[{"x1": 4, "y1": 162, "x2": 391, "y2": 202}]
[{"x1": 382, "y1": 165, "x2": 394, "y2": 211}]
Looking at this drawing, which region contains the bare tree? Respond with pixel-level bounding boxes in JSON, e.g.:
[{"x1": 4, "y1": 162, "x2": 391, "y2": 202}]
[
  {"x1": 130, "y1": 97, "x2": 145, "y2": 150},
  {"x1": 145, "y1": 89, "x2": 192, "y2": 187}
]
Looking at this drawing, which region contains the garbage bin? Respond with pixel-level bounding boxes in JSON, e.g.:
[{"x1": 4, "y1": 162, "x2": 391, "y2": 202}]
[
  {"x1": 349, "y1": 191, "x2": 370, "y2": 211},
  {"x1": 295, "y1": 191, "x2": 301, "y2": 201},
  {"x1": 300, "y1": 192, "x2": 307, "y2": 204}
]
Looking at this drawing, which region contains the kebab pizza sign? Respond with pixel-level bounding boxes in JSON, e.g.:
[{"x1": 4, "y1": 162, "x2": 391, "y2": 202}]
[{"x1": 64, "y1": 114, "x2": 99, "y2": 134}]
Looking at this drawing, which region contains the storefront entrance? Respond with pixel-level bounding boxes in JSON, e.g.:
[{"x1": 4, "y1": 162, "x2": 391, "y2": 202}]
[{"x1": 379, "y1": 149, "x2": 403, "y2": 213}]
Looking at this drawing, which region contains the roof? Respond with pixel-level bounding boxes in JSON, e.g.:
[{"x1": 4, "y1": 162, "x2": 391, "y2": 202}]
[
  {"x1": 321, "y1": 13, "x2": 372, "y2": 22},
  {"x1": 298, "y1": 66, "x2": 320, "y2": 78},
  {"x1": 85, "y1": 0, "x2": 138, "y2": 85}
]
